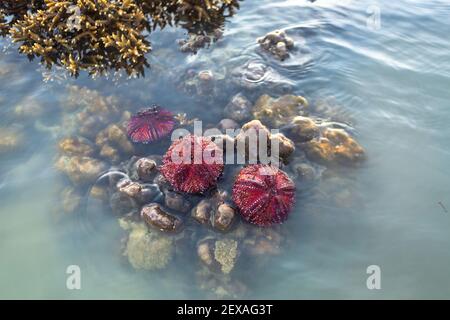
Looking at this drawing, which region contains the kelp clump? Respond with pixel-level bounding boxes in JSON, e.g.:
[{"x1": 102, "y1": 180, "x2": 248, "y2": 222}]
[{"x1": 0, "y1": 0, "x2": 241, "y2": 77}]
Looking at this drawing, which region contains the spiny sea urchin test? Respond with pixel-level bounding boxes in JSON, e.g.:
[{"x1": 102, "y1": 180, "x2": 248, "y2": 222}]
[
  {"x1": 232, "y1": 164, "x2": 295, "y2": 226},
  {"x1": 127, "y1": 106, "x2": 175, "y2": 143},
  {"x1": 160, "y1": 135, "x2": 224, "y2": 194}
]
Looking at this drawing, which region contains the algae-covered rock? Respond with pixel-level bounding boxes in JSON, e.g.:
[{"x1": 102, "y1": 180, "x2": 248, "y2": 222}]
[
  {"x1": 89, "y1": 185, "x2": 109, "y2": 202},
  {"x1": 60, "y1": 187, "x2": 82, "y2": 215},
  {"x1": 60, "y1": 86, "x2": 123, "y2": 139},
  {"x1": 0, "y1": 126, "x2": 25, "y2": 156},
  {"x1": 178, "y1": 30, "x2": 223, "y2": 53},
  {"x1": 214, "y1": 239, "x2": 238, "y2": 274},
  {"x1": 303, "y1": 128, "x2": 365, "y2": 166},
  {"x1": 58, "y1": 137, "x2": 95, "y2": 157},
  {"x1": 324, "y1": 128, "x2": 365, "y2": 164},
  {"x1": 55, "y1": 155, "x2": 107, "y2": 186},
  {"x1": 253, "y1": 94, "x2": 308, "y2": 128},
  {"x1": 120, "y1": 220, "x2": 174, "y2": 271},
  {"x1": 99, "y1": 144, "x2": 120, "y2": 163},
  {"x1": 257, "y1": 30, "x2": 295, "y2": 60},
  {"x1": 96, "y1": 124, "x2": 134, "y2": 163},
  {"x1": 288, "y1": 116, "x2": 320, "y2": 143}
]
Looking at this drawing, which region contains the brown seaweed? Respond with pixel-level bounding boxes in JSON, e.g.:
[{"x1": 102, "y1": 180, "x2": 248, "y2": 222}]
[{"x1": 0, "y1": 0, "x2": 241, "y2": 77}]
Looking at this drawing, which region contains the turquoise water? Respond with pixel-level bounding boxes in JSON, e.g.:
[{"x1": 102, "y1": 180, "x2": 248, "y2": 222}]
[{"x1": 1, "y1": 0, "x2": 450, "y2": 299}]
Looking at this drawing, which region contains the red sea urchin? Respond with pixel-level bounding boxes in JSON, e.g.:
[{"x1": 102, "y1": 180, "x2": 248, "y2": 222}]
[
  {"x1": 127, "y1": 105, "x2": 175, "y2": 143},
  {"x1": 160, "y1": 135, "x2": 224, "y2": 194},
  {"x1": 232, "y1": 164, "x2": 296, "y2": 226}
]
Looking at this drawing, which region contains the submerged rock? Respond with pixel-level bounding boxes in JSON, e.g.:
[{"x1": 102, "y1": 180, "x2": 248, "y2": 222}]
[
  {"x1": 214, "y1": 239, "x2": 238, "y2": 274},
  {"x1": 196, "y1": 265, "x2": 247, "y2": 299},
  {"x1": 0, "y1": 127, "x2": 25, "y2": 156},
  {"x1": 126, "y1": 156, "x2": 161, "y2": 183},
  {"x1": 141, "y1": 203, "x2": 182, "y2": 233},
  {"x1": 325, "y1": 128, "x2": 365, "y2": 164},
  {"x1": 96, "y1": 124, "x2": 134, "y2": 163},
  {"x1": 58, "y1": 137, "x2": 95, "y2": 157},
  {"x1": 213, "y1": 204, "x2": 236, "y2": 232},
  {"x1": 117, "y1": 179, "x2": 143, "y2": 199},
  {"x1": 55, "y1": 155, "x2": 107, "y2": 186},
  {"x1": 287, "y1": 116, "x2": 320, "y2": 143},
  {"x1": 231, "y1": 61, "x2": 267, "y2": 90},
  {"x1": 245, "y1": 227, "x2": 283, "y2": 256},
  {"x1": 197, "y1": 70, "x2": 215, "y2": 96},
  {"x1": 60, "y1": 187, "x2": 82, "y2": 215},
  {"x1": 192, "y1": 199, "x2": 214, "y2": 225},
  {"x1": 231, "y1": 61, "x2": 294, "y2": 96},
  {"x1": 178, "y1": 68, "x2": 226, "y2": 99},
  {"x1": 290, "y1": 161, "x2": 317, "y2": 183},
  {"x1": 257, "y1": 29, "x2": 295, "y2": 60},
  {"x1": 132, "y1": 157, "x2": 157, "y2": 182},
  {"x1": 61, "y1": 86, "x2": 123, "y2": 139},
  {"x1": 235, "y1": 120, "x2": 294, "y2": 164},
  {"x1": 303, "y1": 128, "x2": 365, "y2": 166},
  {"x1": 223, "y1": 93, "x2": 252, "y2": 122},
  {"x1": 270, "y1": 132, "x2": 295, "y2": 164},
  {"x1": 253, "y1": 94, "x2": 308, "y2": 128},
  {"x1": 235, "y1": 120, "x2": 271, "y2": 163},
  {"x1": 13, "y1": 97, "x2": 44, "y2": 120},
  {"x1": 197, "y1": 238, "x2": 216, "y2": 267},
  {"x1": 178, "y1": 31, "x2": 222, "y2": 53},
  {"x1": 109, "y1": 191, "x2": 138, "y2": 216},
  {"x1": 218, "y1": 119, "x2": 239, "y2": 131},
  {"x1": 120, "y1": 220, "x2": 174, "y2": 271},
  {"x1": 89, "y1": 185, "x2": 109, "y2": 202},
  {"x1": 164, "y1": 190, "x2": 192, "y2": 213}
]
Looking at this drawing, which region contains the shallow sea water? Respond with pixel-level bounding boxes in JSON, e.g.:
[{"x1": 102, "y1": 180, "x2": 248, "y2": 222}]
[{"x1": 1, "y1": 0, "x2": 450, "y2": 299}]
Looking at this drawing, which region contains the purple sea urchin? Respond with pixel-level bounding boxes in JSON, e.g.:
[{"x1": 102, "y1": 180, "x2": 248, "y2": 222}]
[
  {"x1": 160, "y1": 135, "x2": 224, "y2": 194},
  {"x1": 232, "y1": 164, "x2": 295, "y2": 226},
  {"x1": 127, "y1": 106, "x2": 175, "y2": 143}
]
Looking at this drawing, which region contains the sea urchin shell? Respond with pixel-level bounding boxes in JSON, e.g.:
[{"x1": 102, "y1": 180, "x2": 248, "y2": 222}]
[
  {"x1": 232, "y1": 164, "x2": 295, "y2": 226},
  {"x1": 127, "y1": 105, "x2": 175, "y2": 143},
  {"x1": 160, "y1": 135, "x2": 224, "y2": 194}
]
